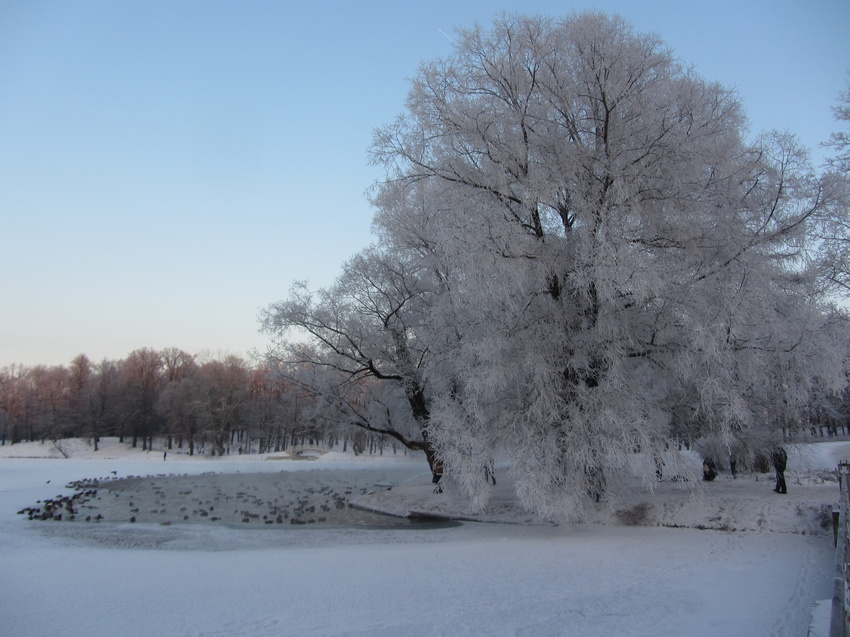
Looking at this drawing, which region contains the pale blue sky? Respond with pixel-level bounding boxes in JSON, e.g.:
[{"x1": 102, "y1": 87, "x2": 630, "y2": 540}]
[{"x1": 2, "y1": 0, "x2": 848, "y2": 367}]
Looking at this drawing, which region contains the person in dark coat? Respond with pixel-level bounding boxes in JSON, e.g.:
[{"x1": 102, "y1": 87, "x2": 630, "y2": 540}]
[
  {"x1": 772, "y1": 446, "x2": 787, "y2": 494},
  {"x1": 702, "y1": 458, "x2": 717, "y2": 481},
  {"x1": 431, "y1": 456, "x2": 444, "y2": 493}
]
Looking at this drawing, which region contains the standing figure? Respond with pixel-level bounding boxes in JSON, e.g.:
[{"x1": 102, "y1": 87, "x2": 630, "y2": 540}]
[
  {"x1": 431, "y1": 456, "x2": 444, "y2": 493},
  {"x1": 702, "y1": 458, "x2": 717, "y2": 481},
  {"x1": 771, "y1": 447, "x2": 787, "y2": 494}
]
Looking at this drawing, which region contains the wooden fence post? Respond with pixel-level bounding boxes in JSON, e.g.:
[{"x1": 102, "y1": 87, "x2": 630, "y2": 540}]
[{"x1": 830, "y1": 461, "x2": 850, "y2": 637}]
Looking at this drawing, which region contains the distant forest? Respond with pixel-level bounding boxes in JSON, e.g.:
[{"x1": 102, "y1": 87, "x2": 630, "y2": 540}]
[
  {"x1": 0, "y1": 348, "x2": 402, "y2": 457},
  {"x1": 2, "y1": 346, "x2": 848, "y2": 461}
]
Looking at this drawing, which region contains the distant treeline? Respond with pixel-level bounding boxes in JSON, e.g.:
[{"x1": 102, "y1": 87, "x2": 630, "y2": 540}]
[{"x1": 0, "y1": 348, "x2": 400, "y2": 456}]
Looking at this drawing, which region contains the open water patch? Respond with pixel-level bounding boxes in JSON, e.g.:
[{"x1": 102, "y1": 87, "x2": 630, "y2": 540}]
[{"x1": 16, "y1": 467, "x2": 459, "y2": 531}]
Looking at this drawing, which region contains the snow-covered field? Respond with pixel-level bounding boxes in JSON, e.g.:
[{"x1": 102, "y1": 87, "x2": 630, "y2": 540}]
[{"x1": 0, "y1": 438, "x2": 845, "y2": 636}]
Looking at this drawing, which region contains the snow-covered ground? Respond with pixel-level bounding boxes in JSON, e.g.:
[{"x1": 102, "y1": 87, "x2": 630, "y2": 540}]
[{"x1": 0, "y1": 438, "x2": 845, "y2": 636}]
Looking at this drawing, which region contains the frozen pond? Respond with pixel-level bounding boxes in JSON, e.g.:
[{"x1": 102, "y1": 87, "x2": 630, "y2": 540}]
[{"x1": 0, "y1": 448, "x2": 841, "y2": 636}]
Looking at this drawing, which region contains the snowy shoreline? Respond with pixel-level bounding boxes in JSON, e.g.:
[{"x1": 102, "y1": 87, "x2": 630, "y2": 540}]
[{"x1": 4, "y1": 437, "x2": 844, "y2": 535}]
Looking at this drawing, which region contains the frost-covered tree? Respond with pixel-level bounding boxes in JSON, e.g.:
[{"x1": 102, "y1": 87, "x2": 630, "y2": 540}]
[
  {"x1": 261, "y1": 246, "x2": 444, "y2": 475},
  {"x1": 196, "y1": 354, "x2": 249, "y2": 456},
  {"x1": 816, "y1": 80, "x2": 850, "y2": 295},
  {"x1": 68, "y1": 354, "x2": 97, "y2": 449},
  {"x1": 366, "y1": 12, "x2": 850, "y2": 519},
  {"x1": 156, "y1": 348, "x2": 200, "y2": 453},
  {"x1": 119, "y1": 348, "x2": 164, "y2": 450}
]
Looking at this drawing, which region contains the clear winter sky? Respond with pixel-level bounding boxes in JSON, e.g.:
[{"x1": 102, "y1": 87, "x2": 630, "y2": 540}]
[{"x1": 1, "y1": 0, "x2": 848, "y2": 368}]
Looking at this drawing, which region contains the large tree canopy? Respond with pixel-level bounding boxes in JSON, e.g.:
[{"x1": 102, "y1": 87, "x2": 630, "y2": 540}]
[{"x1": 266, "y1": 12, "x2": 850, "y2": 521}]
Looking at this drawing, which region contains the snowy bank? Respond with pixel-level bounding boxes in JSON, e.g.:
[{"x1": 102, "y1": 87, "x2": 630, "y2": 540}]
[
  {"x1": 4, "y1": 438, "x2": 844, "y2": 534},
  {"x1": 354, "y1": 469, "x2": 838, "y2": 534}
]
